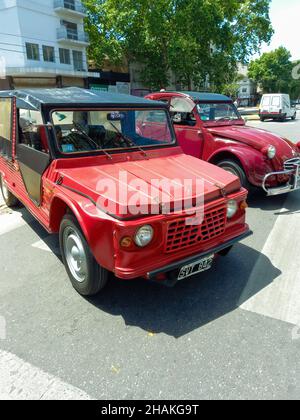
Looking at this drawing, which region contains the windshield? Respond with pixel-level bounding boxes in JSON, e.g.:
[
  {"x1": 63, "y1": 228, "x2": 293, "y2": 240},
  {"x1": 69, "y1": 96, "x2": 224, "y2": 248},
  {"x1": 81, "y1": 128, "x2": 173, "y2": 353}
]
[
  {"x1": 51, "y1": 109, "x2": 175, "y2": 154},
  {"x1": 197, "y1": 102, "x2": 241, "y2": 123}
]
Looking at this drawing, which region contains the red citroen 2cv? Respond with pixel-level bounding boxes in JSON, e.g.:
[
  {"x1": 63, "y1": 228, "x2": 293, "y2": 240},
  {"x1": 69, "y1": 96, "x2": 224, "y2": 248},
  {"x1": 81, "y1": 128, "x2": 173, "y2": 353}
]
[
  {"x1": 146, "y1": 91, "x2": 300, "y2": 196},
  {"x1": 0, "y1": 88, "x2": 251, "y2": 296}
]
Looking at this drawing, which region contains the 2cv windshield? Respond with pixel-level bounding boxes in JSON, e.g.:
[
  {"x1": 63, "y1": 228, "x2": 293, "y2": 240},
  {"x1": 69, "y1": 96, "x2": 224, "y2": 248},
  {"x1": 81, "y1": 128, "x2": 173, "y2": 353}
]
[
  {"x1": 197, "y1": 103, "x2": 241, "y2": 123},
  {"x1": 51, "y1": 109, "x2": 175, "y2": 154}
]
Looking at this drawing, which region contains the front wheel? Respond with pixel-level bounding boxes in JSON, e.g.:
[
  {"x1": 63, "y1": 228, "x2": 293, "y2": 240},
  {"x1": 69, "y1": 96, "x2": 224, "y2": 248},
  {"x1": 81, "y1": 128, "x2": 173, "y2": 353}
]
[
  {"x1": 292, "y1": 113, "x2": 296, "y2": 121},
  {"x1": 59, "y1": 214, "x2": 108, "y2": 296},
  {"x1": 217, "y1": 159, "x2": 250, "y2": 190},
  {"x1": 0, "y1": 175, "x2": 19, "y2": 207}
]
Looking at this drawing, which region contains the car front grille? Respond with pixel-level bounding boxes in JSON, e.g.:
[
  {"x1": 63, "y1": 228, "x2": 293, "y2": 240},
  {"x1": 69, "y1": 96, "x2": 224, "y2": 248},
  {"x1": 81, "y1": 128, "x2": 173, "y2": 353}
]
[{"x1": 165, "y1": 206, "x2": 227, "y2": 253}]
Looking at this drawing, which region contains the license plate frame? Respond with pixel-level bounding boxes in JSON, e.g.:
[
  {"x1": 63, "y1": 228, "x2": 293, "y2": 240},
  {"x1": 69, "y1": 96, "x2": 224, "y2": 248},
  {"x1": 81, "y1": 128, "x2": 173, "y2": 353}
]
[{"x1": 177, "y1": 255, "x2": 214, "y2": 281}]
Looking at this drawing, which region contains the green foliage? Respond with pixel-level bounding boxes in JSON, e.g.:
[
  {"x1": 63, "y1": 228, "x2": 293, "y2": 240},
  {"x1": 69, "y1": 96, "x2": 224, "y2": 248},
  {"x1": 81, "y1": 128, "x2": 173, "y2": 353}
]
[
  {"x1": 83, "y1": 0, "x2": 273, "y2": 91},
  {"x1": 248, "y1": 47, "x2": 294, "y2": 93}
]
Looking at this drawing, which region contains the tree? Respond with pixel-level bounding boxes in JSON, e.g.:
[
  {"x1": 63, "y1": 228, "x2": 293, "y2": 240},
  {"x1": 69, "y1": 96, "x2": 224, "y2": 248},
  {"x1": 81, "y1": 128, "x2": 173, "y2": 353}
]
[
  {"x1": 248, "y1": 47, "x2": 294, "y2": 93},
  {"x1": 83, "y1": 0, "x2": 274, "y2": 91}
]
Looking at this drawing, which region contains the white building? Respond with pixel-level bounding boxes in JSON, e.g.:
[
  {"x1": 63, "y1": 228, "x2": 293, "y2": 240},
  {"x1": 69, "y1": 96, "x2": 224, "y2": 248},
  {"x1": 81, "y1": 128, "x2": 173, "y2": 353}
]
[
  {"x1": 0, "y1": 0, "x2": 99, "y2": 90},
  {"x1": 237, "y1": 63, "x2": 257, "y2": 107}
]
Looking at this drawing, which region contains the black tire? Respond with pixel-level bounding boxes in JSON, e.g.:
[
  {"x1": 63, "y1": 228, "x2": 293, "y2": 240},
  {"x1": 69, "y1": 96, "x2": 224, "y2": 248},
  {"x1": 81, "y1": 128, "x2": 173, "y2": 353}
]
[
  {"x1": 59, "y1": 214, "x2": 108, "y2": 296},
  {"x1": 292, "y1": 113, "x2": 296, "y2": 121},
  {"x1": 260, "y1": 117, "x2": 265, "y2": 122},
  {"x1": 217, "y1": 159, "x2": 250, "y2": 190},
  {"x1": 0, "y1": 174, "x2": 19, "y2": 207}
]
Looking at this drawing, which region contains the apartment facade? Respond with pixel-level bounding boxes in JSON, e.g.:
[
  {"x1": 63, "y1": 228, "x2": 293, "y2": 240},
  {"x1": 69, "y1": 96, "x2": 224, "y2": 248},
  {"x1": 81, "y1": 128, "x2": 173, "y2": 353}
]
[{"x1": 0, "y1": 0, "x2": 99, "y2": 90}]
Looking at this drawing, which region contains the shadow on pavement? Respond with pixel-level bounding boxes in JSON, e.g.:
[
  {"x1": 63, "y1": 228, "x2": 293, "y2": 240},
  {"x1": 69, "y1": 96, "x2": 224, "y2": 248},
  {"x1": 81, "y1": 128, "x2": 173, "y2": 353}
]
[
  {"x1": 248, "y1": 189, "x2": 300, "y2": 213},
  {"x1": 87, "y1": 243, "x2": 281, "y2": 338}
]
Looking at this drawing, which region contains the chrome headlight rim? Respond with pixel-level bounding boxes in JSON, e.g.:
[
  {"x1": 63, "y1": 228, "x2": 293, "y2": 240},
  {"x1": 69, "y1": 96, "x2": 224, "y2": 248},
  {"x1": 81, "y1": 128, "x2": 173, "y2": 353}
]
[
  {"x1": 134, "y1": 225, "x2": 154, "y2": 248},
  {"x1": 227, "y1": 200, "x2": 238, "y2": 219}
]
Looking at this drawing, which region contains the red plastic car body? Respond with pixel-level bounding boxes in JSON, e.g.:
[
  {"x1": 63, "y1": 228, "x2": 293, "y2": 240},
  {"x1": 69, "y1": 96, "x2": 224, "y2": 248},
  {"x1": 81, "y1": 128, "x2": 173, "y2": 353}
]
[
  {"x1": 146, "y1": 91, "x2": 300, "y2": 196},
  {"x1": 0, "y1": 88, "x2": 250, "y2": 296}
]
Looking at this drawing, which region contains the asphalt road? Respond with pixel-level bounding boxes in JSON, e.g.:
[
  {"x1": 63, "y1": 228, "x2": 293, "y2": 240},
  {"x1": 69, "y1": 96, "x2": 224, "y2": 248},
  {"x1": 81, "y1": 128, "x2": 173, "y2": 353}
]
[
  {"x1": 0, "y1": 116, "x2": 300, "y2": 400},
  {"x1": 248, "y1": 112, "x2": 300, "y2": 142}
]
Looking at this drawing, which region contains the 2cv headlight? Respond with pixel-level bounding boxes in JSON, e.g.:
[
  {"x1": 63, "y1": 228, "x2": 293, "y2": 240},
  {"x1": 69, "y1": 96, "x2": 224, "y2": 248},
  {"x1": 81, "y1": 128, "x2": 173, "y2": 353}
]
[
  {"x1": 134, "y1": 225, "x2": 154, "y2": 247},
  {"x1": 227, "y1": 200, "x2": 238, "y2": 219},
  {"x1": 267, "y1": 145, "x2": 277, "y2": 159}
]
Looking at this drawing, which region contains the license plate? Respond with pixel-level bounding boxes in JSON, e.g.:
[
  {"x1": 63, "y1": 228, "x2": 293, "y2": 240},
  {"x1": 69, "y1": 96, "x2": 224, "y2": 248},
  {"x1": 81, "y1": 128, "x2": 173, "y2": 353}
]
[{"x1": 177, "y1": 255, "x2": 214, "y2": 281}]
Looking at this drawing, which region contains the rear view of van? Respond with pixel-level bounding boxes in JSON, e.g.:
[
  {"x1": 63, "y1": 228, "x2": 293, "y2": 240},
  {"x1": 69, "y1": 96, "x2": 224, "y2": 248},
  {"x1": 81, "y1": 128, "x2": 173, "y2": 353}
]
[{"x1": 259, "y1": 94, "x2": 297, "y2": 122}]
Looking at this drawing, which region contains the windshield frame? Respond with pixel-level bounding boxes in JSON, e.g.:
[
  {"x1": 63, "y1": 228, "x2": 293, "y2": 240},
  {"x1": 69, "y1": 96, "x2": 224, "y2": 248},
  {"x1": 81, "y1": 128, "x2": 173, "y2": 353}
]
[
  {"x1": 196, "y1": 101, "x2": 244, "y2": 126},
  {"x1": 50, "y1": 107, "x2": 177, "y2": 158}
]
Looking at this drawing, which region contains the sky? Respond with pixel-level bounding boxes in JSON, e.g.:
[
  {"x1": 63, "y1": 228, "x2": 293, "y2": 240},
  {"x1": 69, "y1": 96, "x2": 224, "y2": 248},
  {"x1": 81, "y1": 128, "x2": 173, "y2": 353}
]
[{"x1": 259, "y1": 0, "x2": 300, "y2": 60}]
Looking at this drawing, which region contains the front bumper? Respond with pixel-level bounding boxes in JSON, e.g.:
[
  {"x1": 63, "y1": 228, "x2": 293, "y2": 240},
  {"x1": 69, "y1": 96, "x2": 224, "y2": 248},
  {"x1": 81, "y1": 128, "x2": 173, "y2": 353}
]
[
  {"x1": 262, "y1": 158, "x2": 300, "y2": 196},
  {"x1": 147, "y1": 229, "x2": 252, "y2": 287}
]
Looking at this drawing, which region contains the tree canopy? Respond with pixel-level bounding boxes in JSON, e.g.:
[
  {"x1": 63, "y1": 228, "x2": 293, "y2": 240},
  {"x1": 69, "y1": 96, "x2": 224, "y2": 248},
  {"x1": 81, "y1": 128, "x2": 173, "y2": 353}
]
[
  {"x1": 83, "y1": 0, "x2": 273, "y2": 91},
  {"x1": 248, "y1": 48, "x2": 300, "y2": 98}
]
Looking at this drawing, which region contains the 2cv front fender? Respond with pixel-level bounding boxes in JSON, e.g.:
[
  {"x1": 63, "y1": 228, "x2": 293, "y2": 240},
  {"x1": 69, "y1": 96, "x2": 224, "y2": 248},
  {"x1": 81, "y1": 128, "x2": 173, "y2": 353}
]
[{"x1": 207, "y1": 144, "x2": 274, "y2": 187}]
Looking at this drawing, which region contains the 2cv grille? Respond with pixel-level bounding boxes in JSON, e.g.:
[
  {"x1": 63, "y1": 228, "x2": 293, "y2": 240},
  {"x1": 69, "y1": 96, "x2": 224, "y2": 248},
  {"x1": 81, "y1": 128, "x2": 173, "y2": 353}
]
[{"x1": 165, "y1": 206, "x2": 227, "y2": 253}]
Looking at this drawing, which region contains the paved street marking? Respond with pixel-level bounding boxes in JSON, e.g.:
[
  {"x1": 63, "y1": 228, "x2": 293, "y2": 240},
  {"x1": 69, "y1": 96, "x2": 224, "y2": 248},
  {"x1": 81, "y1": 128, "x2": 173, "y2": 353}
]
[
  {"x1": 240, "y1": 201, "x2": 300, "y2": 327},
  {"x1": 0, "y1": 212, "x2": 27, "y2": 236},
  {"x1": 0, "y1": 349, "x2": 92, "y2": 400}
]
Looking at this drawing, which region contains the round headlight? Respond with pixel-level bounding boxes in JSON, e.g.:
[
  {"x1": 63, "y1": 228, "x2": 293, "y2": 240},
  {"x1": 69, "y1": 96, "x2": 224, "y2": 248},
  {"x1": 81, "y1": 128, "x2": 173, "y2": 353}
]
[
  {"x1": 267, "y1": 145, "x2": 277, "y2": 159},
  {"x1": 134, "y1": 225, "x2": 154, "y2": 248},
  {"x1": 227, "y1": 200, "x2": 238, "y2": 219}
]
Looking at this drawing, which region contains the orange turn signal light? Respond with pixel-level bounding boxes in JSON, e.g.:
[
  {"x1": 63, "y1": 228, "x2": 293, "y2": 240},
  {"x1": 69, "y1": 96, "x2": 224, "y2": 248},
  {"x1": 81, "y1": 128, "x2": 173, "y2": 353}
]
[
  {"x1": 240, "y1": 201, "x2": 248, "y2": 211},
  {"x1": 120, "y1": 236, "x2": 133, "y2": 248}
]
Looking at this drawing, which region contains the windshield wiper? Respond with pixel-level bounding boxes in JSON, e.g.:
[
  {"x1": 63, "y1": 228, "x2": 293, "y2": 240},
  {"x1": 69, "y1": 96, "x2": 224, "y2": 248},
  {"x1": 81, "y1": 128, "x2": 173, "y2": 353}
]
[
  {"x1": 216, "y1": 117, "x2": 234, "y2": 122},
  {"x1": 72, "y1": 121, "x2": 113, "y2": 160},
  {"x1": 109, "y1": 122, "x2": 149, "y2": 159}
]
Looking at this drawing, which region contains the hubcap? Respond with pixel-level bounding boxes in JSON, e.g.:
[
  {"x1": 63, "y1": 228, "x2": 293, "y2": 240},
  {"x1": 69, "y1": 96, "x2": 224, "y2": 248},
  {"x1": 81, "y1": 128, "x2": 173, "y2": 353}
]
[{"x1": 63, "y1": 227, "x2": 88, "y2": 283}]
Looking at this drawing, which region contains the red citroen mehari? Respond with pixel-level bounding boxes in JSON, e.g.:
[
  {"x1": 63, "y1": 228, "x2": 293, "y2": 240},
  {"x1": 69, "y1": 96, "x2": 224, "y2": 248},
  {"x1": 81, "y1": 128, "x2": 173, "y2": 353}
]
[
  {"x1": 0, "y1": 88, "x2": 251, "y2": 296},
  {"x1": 146, "y1": 92, "x2": 300, "y2": 196}
]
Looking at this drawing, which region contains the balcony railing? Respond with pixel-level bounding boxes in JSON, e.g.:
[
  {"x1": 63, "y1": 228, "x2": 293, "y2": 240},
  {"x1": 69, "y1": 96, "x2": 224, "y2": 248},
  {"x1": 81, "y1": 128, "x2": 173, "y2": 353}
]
[
  {"x1": 57, "y1": 27, "x2": 89, "y2": 44},
  {"x1": 54, "y1": 0, "x2": 86, "y2": 15}
]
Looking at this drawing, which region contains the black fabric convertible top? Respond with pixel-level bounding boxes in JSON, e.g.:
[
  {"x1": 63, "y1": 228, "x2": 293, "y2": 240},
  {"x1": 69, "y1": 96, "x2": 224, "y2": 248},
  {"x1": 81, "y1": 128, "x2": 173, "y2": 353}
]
[{"x1": 0, "y1": 87, "x2": 167, "y2": 111}]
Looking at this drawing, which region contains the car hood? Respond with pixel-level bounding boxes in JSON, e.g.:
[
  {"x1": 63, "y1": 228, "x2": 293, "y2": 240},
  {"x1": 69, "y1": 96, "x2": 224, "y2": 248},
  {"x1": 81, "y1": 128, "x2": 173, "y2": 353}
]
[
  {"x1": 57, "y1": 153, "x2": 241, "y2": 219},
  {"x1": 207, "y1": 125, "x2": 297, "y2": 157}
]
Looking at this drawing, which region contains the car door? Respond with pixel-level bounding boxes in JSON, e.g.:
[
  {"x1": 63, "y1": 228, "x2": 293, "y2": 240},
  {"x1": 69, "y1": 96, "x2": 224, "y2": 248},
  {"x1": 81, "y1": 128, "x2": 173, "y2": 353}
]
[
  {"x1": 170, "y1": 96, "x2": 204, "y2": 158},
  {"x1": 16, "y1": 109, "x2": 51, "y2": 206}
]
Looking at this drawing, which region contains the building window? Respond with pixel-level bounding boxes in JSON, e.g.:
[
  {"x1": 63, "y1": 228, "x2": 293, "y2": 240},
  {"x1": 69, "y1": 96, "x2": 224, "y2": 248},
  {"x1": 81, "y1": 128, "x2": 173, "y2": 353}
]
[
  {"x1": 73, "y1": 50, "x2": 84, "y2": 71},
  {"x1": 64, "y1": 0, "x2": 76, "y2": 10},
  {"x1": 43, "y1": 46, "x2": 55, "y2": 63},
  {"x1": 59, "y1": 48, "x2": 71, "y2": 65},
  {"x1": 62, "y1": 20, "x2": 78, "y2": 40},
  {"x1": 26, "y1": 43, "x2": 40, "y2": 61}
]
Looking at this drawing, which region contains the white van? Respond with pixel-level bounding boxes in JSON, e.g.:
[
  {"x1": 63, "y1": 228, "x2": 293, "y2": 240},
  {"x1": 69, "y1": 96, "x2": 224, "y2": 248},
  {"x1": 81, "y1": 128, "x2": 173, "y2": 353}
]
[{"x1": 259, "y1": 94, "x2": 297, "y2": 122}]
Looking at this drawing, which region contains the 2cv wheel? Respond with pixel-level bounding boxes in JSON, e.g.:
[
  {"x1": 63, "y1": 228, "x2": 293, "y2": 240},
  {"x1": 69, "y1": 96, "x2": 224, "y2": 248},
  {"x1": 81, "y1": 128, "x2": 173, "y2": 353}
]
[
  {"x1": 0, "y1": 175, "x2": 19, "y2": 207},
  {"x1": 59, "y1": 214, "x2": 109, "y2": 296},
  {"x1": 217, "y1": 159, "x2": 250, "y2": 191}
]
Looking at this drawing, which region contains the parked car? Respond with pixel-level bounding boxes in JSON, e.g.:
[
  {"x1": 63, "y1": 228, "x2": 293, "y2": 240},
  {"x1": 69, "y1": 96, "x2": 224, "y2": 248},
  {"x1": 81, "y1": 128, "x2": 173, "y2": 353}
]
[
  {"x1": 0, "y1": 88, "x2": 251, "y2": 296},
  {"x1": 146, "y1": 91, "x2": 300, "y2": 196},
  {"x1": 259, "y1": 93, "x2": 297, "y2": 122}
]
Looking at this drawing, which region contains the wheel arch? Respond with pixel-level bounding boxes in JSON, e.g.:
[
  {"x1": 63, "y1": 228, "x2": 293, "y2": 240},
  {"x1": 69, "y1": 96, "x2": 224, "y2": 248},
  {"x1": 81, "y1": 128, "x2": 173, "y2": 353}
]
[
  {"x1": 209, "y1": 150, "x2": 249, "y2": 176},
  {"x1": 49, "y1": 194, "x2": 89, "y2": 241}
]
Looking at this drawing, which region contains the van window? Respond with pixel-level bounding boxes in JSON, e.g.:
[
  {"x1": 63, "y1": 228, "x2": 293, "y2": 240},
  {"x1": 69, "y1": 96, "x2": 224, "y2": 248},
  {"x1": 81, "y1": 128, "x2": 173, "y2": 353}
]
[
  {"x1": 0, "y1": 98, "x2": 12, "y2": 141},
  {"x1": 262, "y1": 97, "x2": 271, "y2": 106},
  {"x1": 271, "y1": 96, "x2": 281, "y2": 107}
]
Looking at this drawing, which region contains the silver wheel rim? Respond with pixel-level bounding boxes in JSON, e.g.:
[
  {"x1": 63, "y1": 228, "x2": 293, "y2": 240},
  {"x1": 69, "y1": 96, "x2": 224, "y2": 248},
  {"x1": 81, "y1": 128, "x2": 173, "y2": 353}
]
[
  {"x1": 2, "y1": 181, "x2": 9, "y2": 202},
  {"x1": 63, "y1": 227, "x2": 88, "y2": 283}
]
